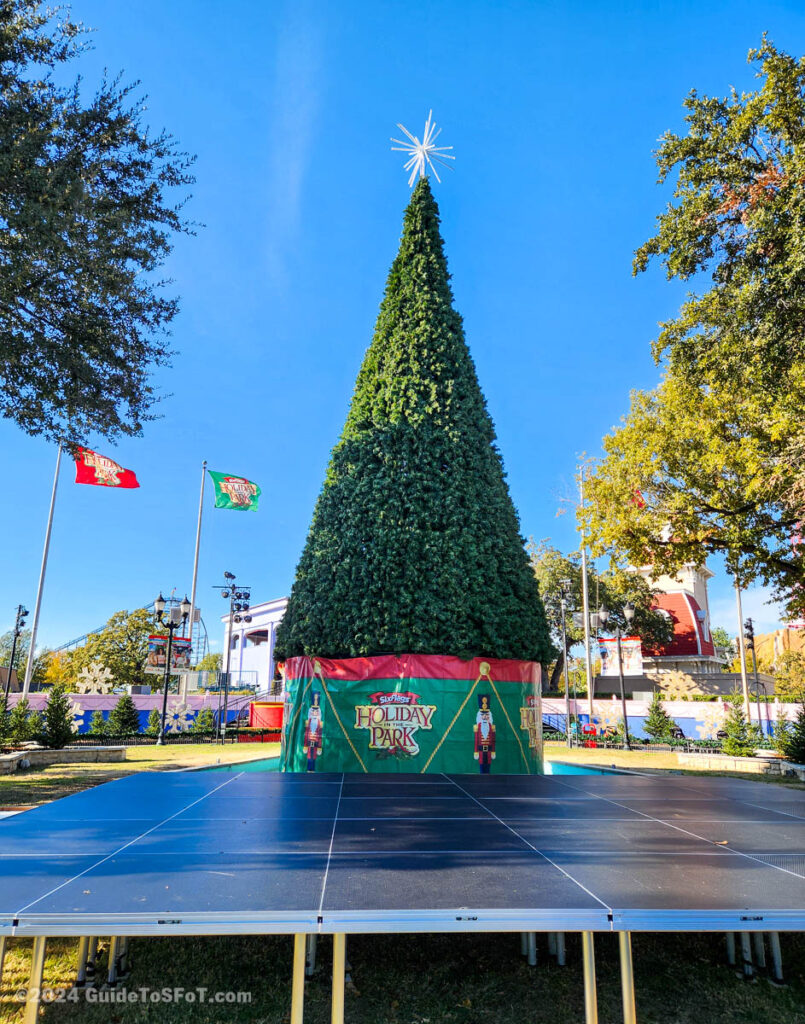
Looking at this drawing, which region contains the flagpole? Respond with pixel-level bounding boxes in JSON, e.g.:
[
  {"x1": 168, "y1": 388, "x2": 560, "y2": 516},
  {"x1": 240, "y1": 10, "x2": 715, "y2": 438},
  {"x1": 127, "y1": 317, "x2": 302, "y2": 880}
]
[
  {"x1": 188, "y1": 460, "x2": 207, "y2": 662},
  {"x1": 578, "y1": 466, "x2": 595, "y2": 719},
  {"x1": 23, "y1": 444, "x2": 63, "y2": 696}
]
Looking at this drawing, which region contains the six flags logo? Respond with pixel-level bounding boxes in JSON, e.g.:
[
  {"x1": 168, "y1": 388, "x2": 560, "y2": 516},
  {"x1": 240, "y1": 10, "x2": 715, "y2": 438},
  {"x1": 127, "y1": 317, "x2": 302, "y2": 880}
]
[
  {"x1": 220, "y1": 476, "x2": 258, "y2": 505},
  {"x1": 355, "y1": 692, "x2": 436, "y2": 755}
]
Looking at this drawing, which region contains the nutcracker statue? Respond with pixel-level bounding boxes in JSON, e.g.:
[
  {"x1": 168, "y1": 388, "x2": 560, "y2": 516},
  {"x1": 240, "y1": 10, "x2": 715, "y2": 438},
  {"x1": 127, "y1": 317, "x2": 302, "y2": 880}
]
[
  {"x1": 473, "y1": 693, "x2": 496, "y2": 773},
  {"x1": 302, "y1": 690, "x2": 323, "y2": 772}
]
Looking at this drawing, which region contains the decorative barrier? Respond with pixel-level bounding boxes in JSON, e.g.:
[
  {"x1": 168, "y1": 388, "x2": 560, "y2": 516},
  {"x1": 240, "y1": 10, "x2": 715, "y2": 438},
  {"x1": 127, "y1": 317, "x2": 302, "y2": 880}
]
[
  {"x1": 280, "y1": 655, "x2": 542, "y2": 774},
  {"x1": 542, "y1": 697, "x2": 801, "y2": 740}
]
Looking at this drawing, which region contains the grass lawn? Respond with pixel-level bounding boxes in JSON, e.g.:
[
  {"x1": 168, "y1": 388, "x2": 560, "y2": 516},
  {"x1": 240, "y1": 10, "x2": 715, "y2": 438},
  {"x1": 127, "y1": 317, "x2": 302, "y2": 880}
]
[
  {"x1": 0, "y1": 744, "x2": 280, "y2": 808},
  {"x1": 543, "y1": 741, "x2": 805, "y2": 785},
  {"x1": 0, "y1": 931, "x2": 803, "y2": 1024}
]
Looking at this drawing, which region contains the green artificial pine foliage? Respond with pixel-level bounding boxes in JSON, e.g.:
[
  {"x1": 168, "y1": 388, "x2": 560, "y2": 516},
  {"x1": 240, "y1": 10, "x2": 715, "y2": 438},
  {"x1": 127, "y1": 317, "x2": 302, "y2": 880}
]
[
  {"x1": 722, "y1": 694, "x2": 757, "y2": 757},
  {"x1": 643, "y1": 691, "x2": 675, "y2": 741},
  {"x1": 275, "y1": 179, "x2": 551, "y2": 663},
  {"x1": 145, "y1": 707, "x2": 162, "y2": 737},
  {"x1": 89, "y1": 710, "x2": 109, "y2": 737},
  {"x1": 107, "y1": 694, "x2": 141, "y2": 735},
  {"x1": 41, "y1": 685, "x2": 75, "y2": 749}
]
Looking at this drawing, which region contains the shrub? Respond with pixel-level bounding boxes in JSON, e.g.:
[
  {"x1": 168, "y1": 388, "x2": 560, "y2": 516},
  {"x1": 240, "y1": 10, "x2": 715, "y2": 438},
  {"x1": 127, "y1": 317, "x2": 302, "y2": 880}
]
[
  {"x1": 89, "y1": 710, "x2": 108, "y2": 736},
  {"x1": 41, "y1": 685, "x2": 76, "y2": 749},
  {"x1": 191, "y1": 707, "x2": 215, "y2": 734},
  {"x1": 721, "y1": 695, "x2": 757, "y2": 757},
  {"x1": 776, "y1": 698, "x2": 805, "y2": 764},
  {"x1": 107, "y1": 694, "x2": 141, "y2": 735},
  {"x1": 145, "y1": 707, "x2": 162, "y2": 737},
  {"x1": 9, "y1": 697, "x2": 36, "y2": 743},
  {"x1": 643, "y1": 691, "x2": 676, "y2": 741}
]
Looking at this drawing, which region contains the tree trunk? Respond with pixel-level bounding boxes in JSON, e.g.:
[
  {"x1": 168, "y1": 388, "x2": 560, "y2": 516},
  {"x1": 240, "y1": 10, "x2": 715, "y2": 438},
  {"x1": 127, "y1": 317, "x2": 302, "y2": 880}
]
[{"x1": 549, "y1": 650, "x2": 565, "y2": 692}]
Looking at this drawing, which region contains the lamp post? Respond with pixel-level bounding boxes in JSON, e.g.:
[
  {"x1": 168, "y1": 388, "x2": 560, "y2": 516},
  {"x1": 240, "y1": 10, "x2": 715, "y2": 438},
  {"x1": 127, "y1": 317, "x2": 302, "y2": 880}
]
[
  {"x1": 593, "y1": 602, "x2": 635, "y2": 751},
  {"x1": 214, "y1": 572, "x2": 251, "y2": 742},
  {"x1": 744, "y1": 617, "x2": 766, "y2": 736},
  {"x1": 4, "y1": 605, "x2": 28, "y2": 700},
  {"x1": 558, "y1": 578, "x2": 573, "y2": 748},
  {"x1": 153, "y1": 593, "x2": 191, "y2": 746}
]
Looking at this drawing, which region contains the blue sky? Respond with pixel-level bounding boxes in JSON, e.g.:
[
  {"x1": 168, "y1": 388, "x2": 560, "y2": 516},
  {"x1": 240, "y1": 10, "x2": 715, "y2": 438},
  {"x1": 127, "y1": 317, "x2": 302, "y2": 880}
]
[{"x1": 3, "y1": 0, "x2": 804, "y2": 652}]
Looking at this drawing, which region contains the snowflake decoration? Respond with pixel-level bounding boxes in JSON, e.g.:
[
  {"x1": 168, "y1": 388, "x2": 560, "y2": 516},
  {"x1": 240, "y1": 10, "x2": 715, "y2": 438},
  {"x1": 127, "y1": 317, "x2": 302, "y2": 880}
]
[
  {"x1": 66, "y1": 697, "x2": 85, "y2": 733},
  {"x1": 75, "y1": 663, "x2": 114, "y2": 694},
  {"x1": 391, "y1": 110, "x2": 454, "y2": 187},
  {"x1": 164, "y1": 701, "x2": 193, "y2": 734},
  {"x1": 694, "y1": 703, "x2": 726, "y2": 740},
  {"x1": 593, "y1": 703, "x2": 626, "y2": 733}
]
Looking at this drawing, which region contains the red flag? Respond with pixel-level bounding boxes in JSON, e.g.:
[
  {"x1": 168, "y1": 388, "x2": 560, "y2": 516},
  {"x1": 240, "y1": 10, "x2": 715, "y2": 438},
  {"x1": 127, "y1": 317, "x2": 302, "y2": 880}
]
[{"x1": 74, "y1": 448, "x2": 139, "y2": 489}]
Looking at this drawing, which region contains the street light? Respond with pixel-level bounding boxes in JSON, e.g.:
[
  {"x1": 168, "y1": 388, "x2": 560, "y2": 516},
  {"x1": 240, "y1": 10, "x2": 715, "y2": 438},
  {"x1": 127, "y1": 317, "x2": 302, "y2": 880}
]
[
  {"x1": 744, "y1": 617, "x2": 767, "y2": 736},
  {"x1": 594, "y1": 602, "x2": 635, "y2": 751},
  {"x1": 4, "y1": 605, "x2": 28, "y2": 699},
  {"x1": 153, "y1": 594, "x2": 190, "y2": 746},
  {"x1": 214, "y1": 572, "x2": 252, "y2": 742}
]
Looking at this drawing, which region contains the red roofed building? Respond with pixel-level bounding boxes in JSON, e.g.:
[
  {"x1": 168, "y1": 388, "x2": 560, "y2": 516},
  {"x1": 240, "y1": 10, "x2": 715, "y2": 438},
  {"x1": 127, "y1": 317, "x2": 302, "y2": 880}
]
[{"x1": 638, "y1": 564, "x2": 725, "y2": 675}]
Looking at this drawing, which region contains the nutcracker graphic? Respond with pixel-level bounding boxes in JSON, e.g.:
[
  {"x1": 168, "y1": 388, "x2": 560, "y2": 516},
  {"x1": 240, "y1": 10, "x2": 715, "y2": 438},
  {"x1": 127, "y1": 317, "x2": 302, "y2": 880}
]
[
  {"x1": 473, "y1": 693, "x2": 496, "y2": 773},
  {"x1": 303, "y1": 690, "x2": 324, "y2": 772}
]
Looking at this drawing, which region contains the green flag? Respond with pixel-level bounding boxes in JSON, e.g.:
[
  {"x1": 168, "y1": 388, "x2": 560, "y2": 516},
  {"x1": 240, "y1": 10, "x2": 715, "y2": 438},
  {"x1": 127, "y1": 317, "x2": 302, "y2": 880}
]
[{"x1": 208, "y1": 470, "x2": 261, "y2": 511}]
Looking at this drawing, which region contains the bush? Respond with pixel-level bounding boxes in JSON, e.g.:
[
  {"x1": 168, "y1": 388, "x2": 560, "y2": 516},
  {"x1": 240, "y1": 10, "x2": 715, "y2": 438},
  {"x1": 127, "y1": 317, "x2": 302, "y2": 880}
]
[
  {"x1": 776, "y1": 698, "x2": 805, "y2": 764},
  {"x1": 41, "y1": 684, "x2": 76, "y2": 749},
  {"x1": 0, "y1": 690, "x2": 9, "y2": 742},
  {"x1": 9, "y1": 697, "x2": 37, "y2": 743},
  {"x1": 191, "y1": 707, "x2": 215, "y2": 734},
  {"x1": 107, "y1": 694, "x2": 141, "y2": 735},
  {"x1": 721, "y1": 695, "x2": 757, "y2": 757},
  {"x1": 145, "y1": 707, "x2": 162, "y2": 737},
  {"x1": 643, "y1": 692, "x2": 676, "y2": 741},
  {"x1": 89, "y1": 710, "x2": 108, "y2": 736}
]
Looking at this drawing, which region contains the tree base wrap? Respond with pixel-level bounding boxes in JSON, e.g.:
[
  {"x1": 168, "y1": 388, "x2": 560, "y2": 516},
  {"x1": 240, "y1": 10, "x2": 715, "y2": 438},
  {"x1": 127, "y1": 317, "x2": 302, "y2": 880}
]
[{"x1": 280, "y1": 655, "x2": 542, "y2": 775}]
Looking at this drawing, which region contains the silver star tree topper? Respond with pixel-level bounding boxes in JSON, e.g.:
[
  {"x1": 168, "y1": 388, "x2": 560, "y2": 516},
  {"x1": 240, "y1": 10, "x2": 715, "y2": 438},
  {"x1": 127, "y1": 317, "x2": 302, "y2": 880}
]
[{"x1": 391, "y1": 111, "x2": 454, "y2": 187}]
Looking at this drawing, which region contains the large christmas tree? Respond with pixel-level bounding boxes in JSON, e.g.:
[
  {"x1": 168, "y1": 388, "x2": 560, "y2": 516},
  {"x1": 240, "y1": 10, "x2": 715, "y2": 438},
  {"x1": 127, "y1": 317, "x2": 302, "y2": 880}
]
[{"x1": 275, "y1": 178, "x2": 550, "y2": 663}]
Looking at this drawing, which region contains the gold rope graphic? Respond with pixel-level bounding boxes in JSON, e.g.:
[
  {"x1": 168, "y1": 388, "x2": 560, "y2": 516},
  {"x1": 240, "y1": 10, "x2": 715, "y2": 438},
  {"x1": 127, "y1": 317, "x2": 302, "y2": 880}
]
[
  {"x1": 488, "y1": 677, "x2": 531, "y2": 773},
  {"x1": 419, "y1": 664, "x2": 490, "y2": 773},
  {"x1": 315, "y1": 661, "x2": 368, "y2": 773}
]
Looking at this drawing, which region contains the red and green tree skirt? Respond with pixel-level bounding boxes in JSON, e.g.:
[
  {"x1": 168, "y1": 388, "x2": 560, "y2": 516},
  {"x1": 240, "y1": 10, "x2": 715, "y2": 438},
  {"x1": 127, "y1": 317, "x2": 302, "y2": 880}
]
[{"x1": 275, "y1": 178, "x2": 551, "y2": 663}]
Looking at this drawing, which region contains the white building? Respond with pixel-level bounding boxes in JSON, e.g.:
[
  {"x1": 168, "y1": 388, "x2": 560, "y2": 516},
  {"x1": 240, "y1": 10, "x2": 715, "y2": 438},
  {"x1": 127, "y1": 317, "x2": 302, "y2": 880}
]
[{"x1": 221, "y1": 596, "x2": 287, "y2": 694}]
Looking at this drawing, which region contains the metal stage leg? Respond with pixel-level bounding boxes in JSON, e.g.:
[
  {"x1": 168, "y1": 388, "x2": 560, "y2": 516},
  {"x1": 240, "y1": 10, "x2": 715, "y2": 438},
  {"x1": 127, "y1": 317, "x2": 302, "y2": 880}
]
[
  {"x1": 117, "y1": 937, "x2": 130, "y2": 978},
  {"x1": 527, "y1": 932, "x2": 537, "y2": 966},
  {"x1": 556, "y1": 932, "x2": 566, "y2": 966},
  {"x1": 86, "y1": 937, "x2": 98, "y2": 982},
  {"x1": 332, "y1": 934, "x2": 346, "y2": 1024},
  {"x1": 739, "y1": 932, "x2": 753, "y2": 979},
  {"x1": 76, "y1": 936, "x2": 90, "y2": 986},
  {"x1": 548, "y1": 932, "x2": 557, "y2": 957},
  {"x1": 768, "y1": 932, "x2": 784, "y2": 984},
  {"x1": 291, "y1": 934, "x2": 306, "y2": 1024},
  {"x1": 22, "y1": 936, "x2": 46, "y2": 1024},
  {"x1": 752, "y1": 932, "x2": 766, "y2": 970},
  {"x1": 520, "y1": 932, "x2": 528, "y2": 956},
  {"x1": 306, "y1": 933, "x2": 317, "y2": 977},
  {"x1": 106, "y1": 936, "x2": 120, "y2": 987},
  {"x1": 582, "y1": 932, "x2": 598, "y2": 1024},
  {"x1": 0, "y1": 936, "x2": 6, "y2": 985},
  {"x1": 725, "y1": 932, "x2": 736, "y2": 966},
  {"x1": 619, "y1": 933, "x2": 637, "y2": 1024}
]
